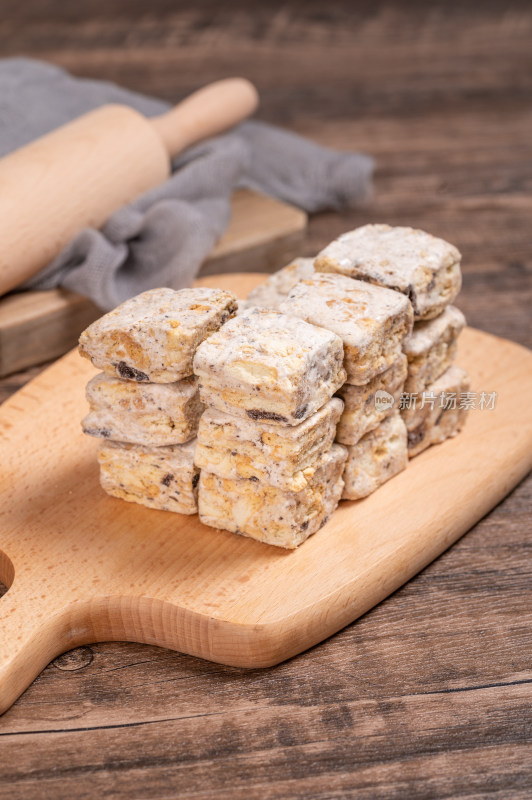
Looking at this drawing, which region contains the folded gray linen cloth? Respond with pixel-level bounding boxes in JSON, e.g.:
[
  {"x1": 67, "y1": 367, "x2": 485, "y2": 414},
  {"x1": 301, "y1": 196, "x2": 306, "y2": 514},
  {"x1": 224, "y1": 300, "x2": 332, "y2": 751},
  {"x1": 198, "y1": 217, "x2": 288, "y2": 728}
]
[{"x1": 0, "y1": 58, "x2": 374, "y2": 310}]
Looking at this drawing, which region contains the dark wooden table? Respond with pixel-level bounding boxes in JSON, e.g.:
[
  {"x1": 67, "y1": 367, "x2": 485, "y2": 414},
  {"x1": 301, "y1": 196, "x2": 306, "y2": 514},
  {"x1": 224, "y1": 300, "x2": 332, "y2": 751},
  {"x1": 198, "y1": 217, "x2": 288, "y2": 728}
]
[{"x1": 0, "y1": 2, "x2": 531, "y2": 797}]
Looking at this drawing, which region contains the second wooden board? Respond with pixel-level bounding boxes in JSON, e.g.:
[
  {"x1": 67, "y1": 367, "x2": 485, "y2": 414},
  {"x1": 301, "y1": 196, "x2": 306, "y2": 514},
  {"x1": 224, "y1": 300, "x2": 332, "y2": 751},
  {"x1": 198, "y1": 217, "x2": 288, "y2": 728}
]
[
  {"x1": 0, "y1": 273, "x2": 531, "y2": 715},
  {"x1": 0, "y1": 191, "x2": 307, "y2": 376}
]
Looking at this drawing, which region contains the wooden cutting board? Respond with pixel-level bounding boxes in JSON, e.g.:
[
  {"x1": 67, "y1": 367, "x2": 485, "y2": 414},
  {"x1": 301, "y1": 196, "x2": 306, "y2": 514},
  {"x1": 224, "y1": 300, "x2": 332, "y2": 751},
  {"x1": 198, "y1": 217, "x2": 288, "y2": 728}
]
[
  {"x1": 0, "y1": 190, "x2": 307, "y2": 377},
  {"x1": 1, "y1": 272, "x2": 531, "y2": 715}
]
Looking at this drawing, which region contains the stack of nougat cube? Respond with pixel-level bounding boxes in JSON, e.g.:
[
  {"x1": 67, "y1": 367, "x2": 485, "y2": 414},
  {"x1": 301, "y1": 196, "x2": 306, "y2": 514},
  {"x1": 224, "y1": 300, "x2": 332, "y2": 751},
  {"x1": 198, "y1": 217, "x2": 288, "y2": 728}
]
[
  {"x1": 248, "y1": 223, "x2": 470, "y2": 498},
  {"x1": 313, "y1": 224, "x2": 470, "y2": 458},
  {"x1": 193, "y1": 306, "x2": 349, "y2": 548},
  {"x1": 77, "y1": 223, "x2": 470, "y2": 552},
  {"x1": 78, "y1": 287, "x2": 237, "y2": 514},
  {"x1": 279, "y1": 271, "x2": 414, "y2": 499}
]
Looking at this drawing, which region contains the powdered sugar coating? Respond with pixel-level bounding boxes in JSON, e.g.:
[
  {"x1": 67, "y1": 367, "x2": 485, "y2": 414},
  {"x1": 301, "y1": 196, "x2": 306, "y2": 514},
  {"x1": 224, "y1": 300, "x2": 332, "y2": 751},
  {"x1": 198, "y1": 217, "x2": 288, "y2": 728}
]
[
  {"x1": 315, "y1": 224, "x2": 461, "y2": 320},
  {"x1": 193, "y1": 307, "x2": 346, "y2": 425},
  {"x1": 280, "y1": 272, "x2": 413, "y2": 384}
]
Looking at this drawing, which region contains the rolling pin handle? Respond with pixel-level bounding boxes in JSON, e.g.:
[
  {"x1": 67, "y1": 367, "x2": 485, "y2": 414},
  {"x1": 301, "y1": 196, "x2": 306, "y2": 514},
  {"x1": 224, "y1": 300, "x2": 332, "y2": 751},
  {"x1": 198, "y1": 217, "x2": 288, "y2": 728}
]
[
  {"x1": 0, "y1": 77, "x2": 258, "y2": 297},
  {"x1": 150, "y1": 77, "x2": 259, "y2": 159}
]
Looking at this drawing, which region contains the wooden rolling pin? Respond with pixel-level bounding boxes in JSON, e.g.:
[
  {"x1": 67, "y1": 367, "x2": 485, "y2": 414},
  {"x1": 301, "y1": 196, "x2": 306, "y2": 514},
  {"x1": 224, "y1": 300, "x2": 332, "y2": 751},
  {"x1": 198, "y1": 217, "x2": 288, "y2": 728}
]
[{"x1": 0, "y1": 78, "x2": 258, "y2": 297}]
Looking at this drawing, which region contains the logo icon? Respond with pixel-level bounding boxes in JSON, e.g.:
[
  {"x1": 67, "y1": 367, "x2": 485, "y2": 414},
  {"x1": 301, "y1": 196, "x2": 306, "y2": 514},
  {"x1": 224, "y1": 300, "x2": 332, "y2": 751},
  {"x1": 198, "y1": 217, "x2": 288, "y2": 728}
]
[{"x1": 374, "y1": 390, "x2": 394, "y2": 411}]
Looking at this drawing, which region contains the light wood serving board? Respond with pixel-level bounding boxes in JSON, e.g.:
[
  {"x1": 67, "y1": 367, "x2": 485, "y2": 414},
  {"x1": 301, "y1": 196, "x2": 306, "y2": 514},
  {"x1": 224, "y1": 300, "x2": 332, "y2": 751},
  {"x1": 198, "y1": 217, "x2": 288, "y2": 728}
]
[
  {"x1": 1, "y1": 273, "x2": 531, "y2": 715},
  {"x1": 0, "y1": 190, "x2": 307, "y2": 377}
]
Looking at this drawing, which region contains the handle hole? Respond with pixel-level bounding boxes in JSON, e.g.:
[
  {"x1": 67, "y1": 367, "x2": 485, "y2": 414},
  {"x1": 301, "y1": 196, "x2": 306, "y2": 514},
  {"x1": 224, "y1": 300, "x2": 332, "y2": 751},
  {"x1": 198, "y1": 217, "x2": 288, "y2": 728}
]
[{"x1": 0, "y1": 550, "x2": 15, "y2": 597}]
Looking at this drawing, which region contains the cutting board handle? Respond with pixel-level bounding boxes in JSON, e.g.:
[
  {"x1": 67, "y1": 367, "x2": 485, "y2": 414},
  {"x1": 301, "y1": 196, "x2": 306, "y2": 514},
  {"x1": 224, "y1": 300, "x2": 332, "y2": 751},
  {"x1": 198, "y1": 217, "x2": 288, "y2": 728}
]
[
  {"x1": 150, "y1": 78, "x2": 259, "y2": 158},
  {"x1": 0, "y1": 578, "x2": 67, "y2": 714}
]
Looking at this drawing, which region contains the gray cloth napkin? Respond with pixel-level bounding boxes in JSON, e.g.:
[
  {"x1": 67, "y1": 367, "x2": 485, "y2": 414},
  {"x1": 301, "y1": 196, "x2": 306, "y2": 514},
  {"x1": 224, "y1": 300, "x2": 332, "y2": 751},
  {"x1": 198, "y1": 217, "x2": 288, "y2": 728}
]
[{"x1": 1, "y1": 58, "x2": 373, "y2": 310}]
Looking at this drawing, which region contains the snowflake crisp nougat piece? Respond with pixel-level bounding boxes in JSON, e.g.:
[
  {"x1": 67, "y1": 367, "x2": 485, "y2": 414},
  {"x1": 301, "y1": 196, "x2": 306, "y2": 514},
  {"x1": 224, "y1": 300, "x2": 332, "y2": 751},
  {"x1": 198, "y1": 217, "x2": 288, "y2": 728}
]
[
  {"x1": 279, "y1": 272, "x2": 413, "y2": 385},
  {"x1": 403, "y1": 365, "x2": 471, "y2": 457},
  {"x1": 193, "y1": 307, "x2": 346, "y2": 425},
  {"x1": 79, "y1": 287, "x2": 237, "y2": 383},
  {"x1": 336, "y1": 354, "x2": 407, "y2": 445},
  {"x1": 402, "y1": 305, "x2": 466, "y2": 395},
  {"x1": 198, "y1": 444, "x2": 348, "y2": 549},
  {"x1": 314, "y1": 224, "x2": 461, "y2": 320},
  {"x1": 342, "y1": 412, "x2": 408, "y2": 500},
  {"x1": 97, "y1": 439, "x2": 199, "y2": 514},
  {"x1": 246, "y1": 257, "x2": 315, "y2": 310},
  {"x1": 82, "y1": 373, "x2": 203, "y2": 446},
  {"x1": 195, "y1": 397, "x2": 344, "y2": 491}
]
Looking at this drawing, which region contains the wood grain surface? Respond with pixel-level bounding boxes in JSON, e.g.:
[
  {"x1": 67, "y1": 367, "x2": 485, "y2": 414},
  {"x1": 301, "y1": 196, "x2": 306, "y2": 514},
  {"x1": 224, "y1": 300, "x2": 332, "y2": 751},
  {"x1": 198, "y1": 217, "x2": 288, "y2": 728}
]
[{"x1": 0, "y1": 1, "x2": 531, "y2": 798}]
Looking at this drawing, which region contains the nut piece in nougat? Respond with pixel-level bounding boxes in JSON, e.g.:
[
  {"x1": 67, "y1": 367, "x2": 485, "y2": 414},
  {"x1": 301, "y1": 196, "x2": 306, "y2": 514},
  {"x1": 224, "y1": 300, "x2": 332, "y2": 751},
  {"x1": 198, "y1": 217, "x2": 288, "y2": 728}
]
[
  {"x1": 404, "y1": 365, "x2": 470, "y2": 457},
  {"x1": 403, "y1": 305, "x2": 466, "y2": 395},
  {"x1": 82, "y1": 373, "x2": 203, "y2": 446},
  {"x1": 336, "y1": 354, "x2": 407, "y2": 445},
  {"x1": 79, "y1": 287, "x2": 237, "y2": 383},
  {"x1": 97, "y1": 439, "x2": 199, "y2": 514},
  {"x1": 195, "y1": 397, "x2": 344, "y2": 491},
  {"x1": 246, "y1": 257, "x2": 315, "y2": 310},
  {"x1": 193, "y1": 307, "x2": 346, "y2": 426},
  {"x1": 315, "y1": 224, "x2": 461, "y2": 320},
  {"x1": 342, "y1": 412, "x2": 408, "y2": 500},
  {"x1": 198, "y1": 444, "x2": 348, "y2": 549},
  {"x1": 279, "y1": 273, "x2": 413, "y2": 385}
]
